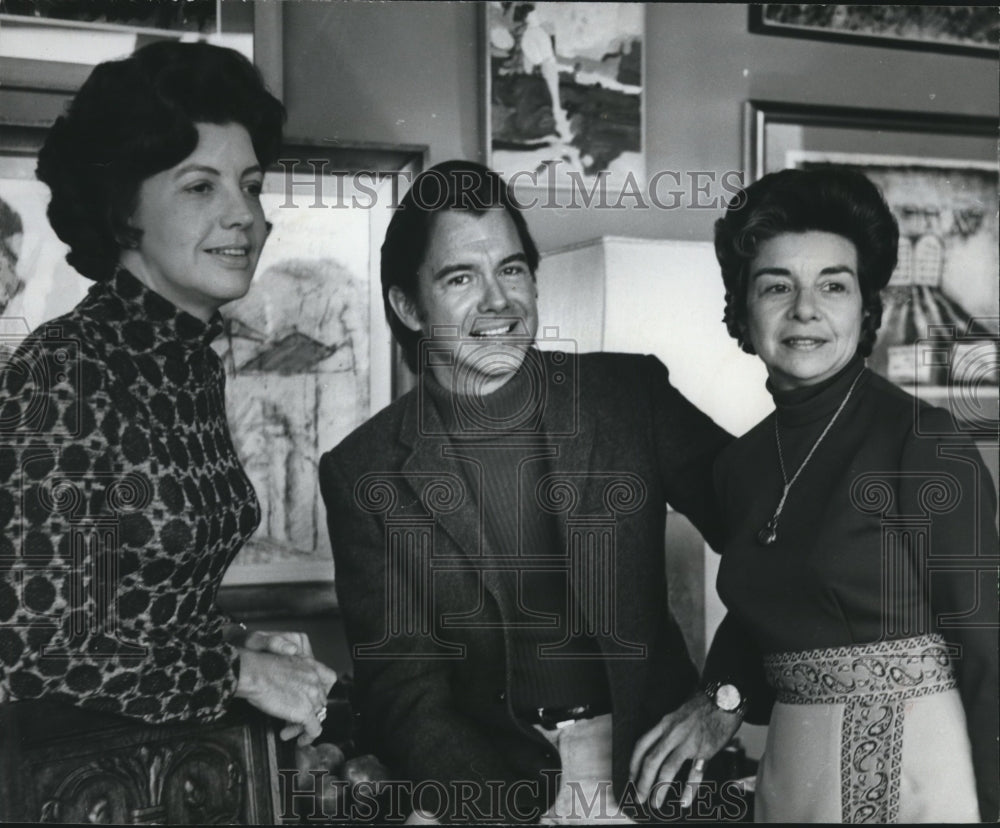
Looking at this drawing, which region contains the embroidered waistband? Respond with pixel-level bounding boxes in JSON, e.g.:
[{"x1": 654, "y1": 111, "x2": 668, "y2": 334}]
[{"x1": 764, "y1": 633, "x2": 957, "y2": 705}]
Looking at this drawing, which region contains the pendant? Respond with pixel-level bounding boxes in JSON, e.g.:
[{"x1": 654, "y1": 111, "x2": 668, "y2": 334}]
[{"x1": 757, "y1": 519, "x2": 778, "y2": 546}]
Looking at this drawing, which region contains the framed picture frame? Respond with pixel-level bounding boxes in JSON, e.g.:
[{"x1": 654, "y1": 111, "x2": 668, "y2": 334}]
[
  {"x1": 482, "y1": 1, "x2": 645, "y2": 194},
  {"x1": 217, "y1": 139, "x2": 424, "y2": 614},
  {"x1": 748, "y1": 5, "x2": 999, "y2": 59},
  {"x1": 0, "y1": 123, "x2": 425, "y2": 616},
  {"x1": 743, "y1": 100, "x2": 998, "y2": 434},
  {"x1": 0, "y1": 123, "x2": 91, "y2": 334},
  {"x1": 0, "y1": 0, "x2": 281, "y2": 109}
]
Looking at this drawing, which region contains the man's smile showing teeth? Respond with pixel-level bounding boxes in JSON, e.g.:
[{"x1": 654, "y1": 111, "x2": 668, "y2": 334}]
[{"x1": 472, "y1": 322, "x2": 517, "y2": 337}]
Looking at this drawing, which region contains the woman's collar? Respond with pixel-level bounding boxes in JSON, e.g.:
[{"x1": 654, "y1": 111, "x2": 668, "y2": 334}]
[{"x1": 107, "y1": 267, "x2": 225, "y2": 350}]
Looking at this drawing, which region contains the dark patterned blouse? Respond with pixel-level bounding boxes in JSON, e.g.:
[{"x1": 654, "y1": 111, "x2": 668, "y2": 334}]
[{"x1": 0, "y1": 268, "x2": 260, "y2": 722}]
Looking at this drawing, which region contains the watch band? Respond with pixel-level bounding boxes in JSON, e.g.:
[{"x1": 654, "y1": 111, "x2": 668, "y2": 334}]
[{"x1": 703, "y1": 681, "x2": 748, "y2": 717}]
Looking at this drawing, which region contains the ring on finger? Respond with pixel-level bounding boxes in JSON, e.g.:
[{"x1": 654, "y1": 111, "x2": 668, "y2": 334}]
[
  {"x1": 692, "y1": 758, "x2": 706, "y2": 774},
  {"x1": 316, "y1": 706, "x2": 327, "y2": 723}
]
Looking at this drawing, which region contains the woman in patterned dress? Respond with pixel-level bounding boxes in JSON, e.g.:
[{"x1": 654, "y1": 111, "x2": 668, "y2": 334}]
[
  {"x1": 700, "y1": 168, "x2": 997, "y2": 822},
  {"x1": 0, "y1": 41, "x2": 336, "y2": 745}
]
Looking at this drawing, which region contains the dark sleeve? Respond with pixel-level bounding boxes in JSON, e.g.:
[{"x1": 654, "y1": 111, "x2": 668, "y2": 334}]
[
  {"x1": 644, "y1": 355, "x2": 733, "y2": 551},
  {"x1": 319, "y1": 451, "x2": 537, "y2": 823},
  {"x1": 899, "y1": 412, "x2": 999, "y2": 822},
  {"x1": 700, "y1": 440, "x2": 774, "y2": 724},
  {"x1": 0, "y1": 337, "x2": 239, "y2": 722},
  {"x1": 701, "y1": 612, "x2": 775, "y2": 726}
]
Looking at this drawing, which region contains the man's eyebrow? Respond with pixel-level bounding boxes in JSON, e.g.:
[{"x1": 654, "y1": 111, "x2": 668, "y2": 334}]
[
  {"x1": 431, "y1": 263, "x2": 475, "y2": 282},
  {"x1": 498, "y1": 252, "x2": 529, "y2": 269},
  {"x1": 750, "y1": 264, "x2": 855, "y2": 279},
  {"x1": 430, "y1": 252, "x2": 529, "y2": 282}
]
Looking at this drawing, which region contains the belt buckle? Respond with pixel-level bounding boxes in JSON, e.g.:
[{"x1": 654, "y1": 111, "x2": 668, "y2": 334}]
[{"x1": 538, "y1": 704, "x2": 589, "y2": 730}]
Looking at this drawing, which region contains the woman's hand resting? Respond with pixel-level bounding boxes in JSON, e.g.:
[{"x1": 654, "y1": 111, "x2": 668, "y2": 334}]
[{"x1": 235, "y1": 630, "x2": 337, "y2": 746}]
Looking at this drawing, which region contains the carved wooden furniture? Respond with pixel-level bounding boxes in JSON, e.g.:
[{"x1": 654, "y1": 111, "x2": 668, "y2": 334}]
[{"x1": 0, "y1": 699, "x2": 285, "y2": 824}]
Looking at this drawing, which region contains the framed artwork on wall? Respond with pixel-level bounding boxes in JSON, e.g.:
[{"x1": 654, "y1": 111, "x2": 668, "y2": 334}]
[
  {"x1": 743, "y1": 100, "x2": 998, "y2": 435},
  {"x1": 0, "y1": 123, "x2": 425, "y2": 615},
  {"x1": 217, "y1": 140, "x2": 424, "y2": 616},
  {"x1": 482, "y1": 1, "x2": 645, "y2": 194},
  {"x1": 217, "y1": 141, "x2": 423, "y2": 598},
  {"x1": 0, "y1": 0, "x2": 281, "y2": 101},
  {"x1": 0, "y1": 124, "x2": 90, "y2": 335},
  {"x1": 748, "y1": 5, "x2": 999, "y2": 58}
]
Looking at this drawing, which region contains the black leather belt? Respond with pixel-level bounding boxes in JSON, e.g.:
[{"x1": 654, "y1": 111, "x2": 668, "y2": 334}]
[{"x1": 521, "y1": 703, "x2": 612, "y2": 731}]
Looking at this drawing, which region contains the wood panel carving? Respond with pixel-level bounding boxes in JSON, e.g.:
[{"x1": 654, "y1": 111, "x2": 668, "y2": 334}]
[{"x1": 0, "y1": 700, "x2": 282, "y2": 825}]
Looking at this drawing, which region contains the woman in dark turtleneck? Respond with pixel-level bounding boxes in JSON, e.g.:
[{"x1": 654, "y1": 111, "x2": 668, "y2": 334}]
[{"x1": 701, "y1": 168, "x2": 997, "y2": 823}]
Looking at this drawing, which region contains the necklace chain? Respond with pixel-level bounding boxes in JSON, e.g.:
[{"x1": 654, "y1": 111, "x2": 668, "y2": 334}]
[{"x1": 757, "y1": 369, "x2": 866, "y2": 546}]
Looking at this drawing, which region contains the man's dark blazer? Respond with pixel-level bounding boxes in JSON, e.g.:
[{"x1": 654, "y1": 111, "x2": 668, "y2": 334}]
[{"x1": 319, "y1": 350, "x2": 732, "y2": 822}]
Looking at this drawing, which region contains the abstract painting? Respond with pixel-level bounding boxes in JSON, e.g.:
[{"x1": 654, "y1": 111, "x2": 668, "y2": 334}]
[
  {"x1": 485, "y1": 1, "x2": 644, "y2": 191},
  {"x1": 749, "y1": 5, "x2": 999, "y2": 57}
]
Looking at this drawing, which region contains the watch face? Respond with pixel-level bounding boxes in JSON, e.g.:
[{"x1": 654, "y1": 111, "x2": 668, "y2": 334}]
[{"x1": 716, "y1": 684, "x2": 742, "y2": 712}]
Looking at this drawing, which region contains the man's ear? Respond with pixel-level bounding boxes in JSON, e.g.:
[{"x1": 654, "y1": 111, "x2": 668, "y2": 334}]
[{"x1": 388, "y1": 286, "x2": 423, "y2": 333}]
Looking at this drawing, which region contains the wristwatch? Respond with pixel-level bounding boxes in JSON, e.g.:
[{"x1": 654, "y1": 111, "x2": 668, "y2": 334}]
[{"x1": 703, "y1": 681, "x2": 747, "y2": 717}]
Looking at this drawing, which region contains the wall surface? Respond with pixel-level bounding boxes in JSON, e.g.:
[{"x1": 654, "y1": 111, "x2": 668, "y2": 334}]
[{"x1": 282, "y1": 1, "x2": 998, "y2": 252}]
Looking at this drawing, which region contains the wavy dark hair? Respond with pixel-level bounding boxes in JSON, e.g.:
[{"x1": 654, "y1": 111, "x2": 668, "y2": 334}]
[
  {"x1": 36, "y1": 40, "x2": 285, "y2": 283},
  {"x1": 714, "y1": 167, "x2": 898, "y2": 357},
  {"x1": 381, "y1": 160, "x2": 540, "y2": 372}
]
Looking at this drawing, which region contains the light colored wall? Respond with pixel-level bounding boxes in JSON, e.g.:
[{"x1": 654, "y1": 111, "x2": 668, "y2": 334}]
[{"x1": 282, "y1": 1, "x2": 997, "y2": 251}]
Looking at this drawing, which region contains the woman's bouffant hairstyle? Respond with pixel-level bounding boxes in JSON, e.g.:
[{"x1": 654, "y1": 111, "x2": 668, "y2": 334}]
[
  {"x1": 381, "y1": 160, "x2": 540, "y2": 372},
  {"x1": 36, "y1": 41, "x2": 285, "y2": 283},
  {"x1": 714, "y1": 167, "x2": 899, "y2": 357}
]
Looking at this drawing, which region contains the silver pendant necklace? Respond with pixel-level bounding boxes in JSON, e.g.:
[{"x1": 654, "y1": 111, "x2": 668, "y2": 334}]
[{"x1": 757, "y1": 370, "x2": 865, "y2": 546}]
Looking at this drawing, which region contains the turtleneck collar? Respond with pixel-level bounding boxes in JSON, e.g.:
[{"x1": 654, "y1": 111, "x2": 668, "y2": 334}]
[
  {"x1": 422, "y1": 346, "x2": 547, "y2": 436},
  {"x1": 769, "y1": 353, "x2": 870, "y2": 426},
  {"x1": 95, "y1": 267, "x2": 225, "y2": 352}
]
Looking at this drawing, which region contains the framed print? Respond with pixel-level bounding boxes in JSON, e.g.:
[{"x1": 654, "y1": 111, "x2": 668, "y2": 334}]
[
  {"x1": 0, "y1": 124, "x2": 90, "y2": 334},
  {"x1": 748, "y1": 5, "x2": 999, "y2": 59},
  {"x1": 0, "y1": 123, "x2": 425, "y2": 614},
  {"x1": 483, "y1": 1, "x2": 645, "y2": 193},
  {"x1": 744, "y1": 100, "x2": 998, "y2": 432},
  {"x1": 0, "y1": 0, "x2": 279, "y2": 97},
  {"x1": 217, "y1": 140, "x2": 424, "y2": 611}
]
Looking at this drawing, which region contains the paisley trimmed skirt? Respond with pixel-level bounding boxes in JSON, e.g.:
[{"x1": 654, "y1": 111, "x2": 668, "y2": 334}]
[{"x1": 755, "y1": 634, "x2": 979, "y2": 823}]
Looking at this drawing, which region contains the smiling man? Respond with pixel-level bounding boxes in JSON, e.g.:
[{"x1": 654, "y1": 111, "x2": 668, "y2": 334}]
[{"x1": 318, "y1": 161, "x2": 741, "y2": 823}]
